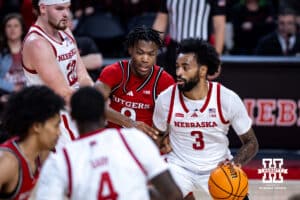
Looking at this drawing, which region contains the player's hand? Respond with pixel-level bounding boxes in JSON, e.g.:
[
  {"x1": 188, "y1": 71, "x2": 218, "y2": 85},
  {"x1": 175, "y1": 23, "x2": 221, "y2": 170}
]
[
  {"x1": 159, "y1": 134, "x2": 172, "y2": 154},
  {"x1": 132, "y1": 121, "x2": 159, "y2": 140},
  {"x1": 218, "y1": 159, "x2": 241, "y2": 168}
]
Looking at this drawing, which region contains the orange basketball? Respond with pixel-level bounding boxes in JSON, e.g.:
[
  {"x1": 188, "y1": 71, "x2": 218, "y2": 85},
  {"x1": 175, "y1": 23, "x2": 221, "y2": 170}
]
[{"x1": 208, "y1": 164, "x2": 248, "y2": 200}]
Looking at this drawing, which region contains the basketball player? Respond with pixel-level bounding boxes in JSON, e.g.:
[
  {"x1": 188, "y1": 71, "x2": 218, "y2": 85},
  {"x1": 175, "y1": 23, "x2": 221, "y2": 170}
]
[
  {"x1": 95, "y1": 26, "x2": 174, "y2": 136},
  {"x1": 34, "y1": 87, "x2": 183, "y2": 200},
  {"x1": 21, "y1": 0, "x2": 94, "y2": 148},
  {"x1": 0, "y1": 86, "x2": 64, "y2": 200},
  {"x1": 153, "y1": 38, "x2": 259, "y2": 200}
]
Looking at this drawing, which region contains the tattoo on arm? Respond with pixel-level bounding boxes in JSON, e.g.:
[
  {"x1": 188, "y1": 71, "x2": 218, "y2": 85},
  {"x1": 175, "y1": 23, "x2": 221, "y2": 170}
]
[{"x1": 233, "y1": 128, "x2": 259, "y2": 166}]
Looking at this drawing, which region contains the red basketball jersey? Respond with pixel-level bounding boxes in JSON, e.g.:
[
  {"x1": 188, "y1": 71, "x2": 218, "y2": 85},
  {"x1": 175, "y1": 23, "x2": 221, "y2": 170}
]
[
  {"x1": 99, "y1": 60, "x2": 174, "y2": 127},
  {"x1": 0, "y1": 138, "x2": 40, "y2": 200}
]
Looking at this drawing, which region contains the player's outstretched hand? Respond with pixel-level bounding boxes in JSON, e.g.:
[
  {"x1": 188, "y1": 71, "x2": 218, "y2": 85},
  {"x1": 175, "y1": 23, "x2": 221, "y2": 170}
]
[{"x1": 133, "y1": 121, "x2": 159, "y2": 140}]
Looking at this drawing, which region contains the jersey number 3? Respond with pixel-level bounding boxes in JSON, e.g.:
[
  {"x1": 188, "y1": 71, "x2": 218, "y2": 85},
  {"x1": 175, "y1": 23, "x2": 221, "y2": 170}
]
[
  {"x1": 191, "y1": 131, "x2": 205, "y2": 150},
  {"x1": 98, "y1": 172, "x2": 118, "y2": 200}
]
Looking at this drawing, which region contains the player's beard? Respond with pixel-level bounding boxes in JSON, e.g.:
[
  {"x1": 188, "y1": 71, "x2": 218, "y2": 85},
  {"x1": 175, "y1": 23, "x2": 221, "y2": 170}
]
[
  {"x1": 178, "y1": 76, "x2": 199, "y2": 92},
  {"x1": 49, "y1": 19, "x2": 67, "y2": 31},
  {"x1": 177, "y1": 70, "x2": 200, "y2": 92}
]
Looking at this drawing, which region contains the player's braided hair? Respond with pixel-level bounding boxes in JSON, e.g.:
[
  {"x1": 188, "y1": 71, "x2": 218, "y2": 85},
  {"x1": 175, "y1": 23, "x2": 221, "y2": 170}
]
[
  {"x1": 125, "y1": 25, "x2": 164, "y2": 49},
  {"x1": 177, "y1": 38, "x2": 220, "y2": 76}
]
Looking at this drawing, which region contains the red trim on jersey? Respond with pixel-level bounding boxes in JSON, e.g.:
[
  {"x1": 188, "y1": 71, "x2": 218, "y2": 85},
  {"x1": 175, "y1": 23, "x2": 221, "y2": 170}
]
[
  {"x1": 185, "y1": 192, "x2": 194, "y2": 199},
  {"x1": 22, "y1": 63, "x2": 38, "y2": 74},
  {"x1": 167, "y1": 85, "x2": 177, "y2": 124},
  {"x1": 179, "y1": 81, "x2": 213, "y2": 113},
  {"x1": 217, "y1": 83, "x2": 229, "y2": 124},
  {"x1": 61, "y1": 114, "x2": 76, "y2": 140},
  {"x1": 63, "y1": 148, "x2": 72, "y2": 198},
  {"x1": 179, "y1": 89, "x2": 189, "y2": 113},
  {"x1": 63, "y1": 30, "x2": 76, "y2": 43},
  {"x1": 31, "y1": 25, "x2": 63, "y2": 45},
  {"x1": 117, "y1": 129, "x2": 148, "y2": 176},
  {"x1": 0, "y1": 137, "x2": 40, "y2": 199},
  {"x1": 200, "y1": 82, "x2": 213, "y2": 112}
]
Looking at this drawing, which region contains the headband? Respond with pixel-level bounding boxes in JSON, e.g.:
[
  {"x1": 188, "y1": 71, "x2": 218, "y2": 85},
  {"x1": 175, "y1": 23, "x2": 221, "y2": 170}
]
[{"x1": 39, "y1": 0, "x2": 70, "y2": 5}]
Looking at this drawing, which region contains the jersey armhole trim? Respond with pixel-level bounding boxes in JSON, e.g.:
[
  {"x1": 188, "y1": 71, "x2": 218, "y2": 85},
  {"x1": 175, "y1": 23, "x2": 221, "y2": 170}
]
[
  {"x1": 111, "y1": 61, "x2": 125, "y2": 93},
  {"x1": 152, "y1": 67, "x2": 164, "y2": 103},
  {"x1": 0, "y1": 147, "x2": 22, "y2": 200},
  {"x1": 117, "y1": 129, "x2": 148, "y2": 176},
  {"x1": 63, "y1": 148, "x2": 72, "y2": 198},
  {"x1": 217, "y1": 83, "x2": 230, "y2": 124},
  {"x1": 167, "y1": 84, "x2": 177, "y2": 124},
  {"x1": 61, "y1": 114, "x2": 76, "y2": 140}
]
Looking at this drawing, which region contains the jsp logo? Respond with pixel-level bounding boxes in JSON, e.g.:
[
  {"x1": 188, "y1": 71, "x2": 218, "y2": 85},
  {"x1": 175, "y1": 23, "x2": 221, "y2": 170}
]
[{"x1": 257, "y1": 158, "x2": 288, "y2": 183}]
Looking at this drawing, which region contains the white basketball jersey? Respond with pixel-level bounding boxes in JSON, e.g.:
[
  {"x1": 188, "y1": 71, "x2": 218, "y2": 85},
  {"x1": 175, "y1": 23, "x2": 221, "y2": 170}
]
[
  {"x1": 22, "y1": 25, "x2": 80, "y2": 147},
  {"x1": 35, "y1": 128, "x2": 168, "y2": 200},
  {"x1": 23, "y1": 25, "x2": 79, "y2": 89},
  {"x1": 167, "y1": 82, "x2": 232, "y2": 172}
]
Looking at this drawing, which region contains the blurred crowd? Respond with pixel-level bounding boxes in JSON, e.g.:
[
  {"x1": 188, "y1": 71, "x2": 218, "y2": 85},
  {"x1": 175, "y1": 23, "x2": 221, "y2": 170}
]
[
  {"x1": 1, "y1": 0, "x2": 300, "y2": 58},
  {"x1": 0, "y1": 0, "x2": 299, "y2": 100}
]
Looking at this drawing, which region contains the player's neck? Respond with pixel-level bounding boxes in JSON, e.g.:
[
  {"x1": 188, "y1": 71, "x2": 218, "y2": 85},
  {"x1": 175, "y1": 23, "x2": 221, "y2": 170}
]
[
  {"x1": 17, "y1": 137, "x2": 40, "y2": 163},
  {"x1": 35, "y1": 18, "x2": 60, "y2": 39},
  {"x1": 78, "y1": 122, "x2": 105, "y2": 135},
  {"x1": 183, "y1": 80, "x2": 208, "y2": 100}
]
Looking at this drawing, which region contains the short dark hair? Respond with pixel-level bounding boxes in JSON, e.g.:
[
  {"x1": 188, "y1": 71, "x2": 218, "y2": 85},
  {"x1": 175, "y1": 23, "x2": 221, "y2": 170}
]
[
  {"x1": 71, "y1": 87, "x2": 105, "y2": 123},
  {"x1": 1, "y1": 86, "x2": 65, "y2": 140},
  {"x1": 32, "y1": 0, "x2": 40, "y2": 15},
  {"x1": 125, "y1": 25, "x2": 164, "y2": 49},
  {"x1": 177, "y1": 38, "x2": 220, "y2": 75}
]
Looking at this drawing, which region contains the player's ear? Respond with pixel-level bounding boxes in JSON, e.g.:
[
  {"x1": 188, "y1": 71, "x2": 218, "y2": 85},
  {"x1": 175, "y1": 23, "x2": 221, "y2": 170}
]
[
  {"x1": 39, "y1": 4, "x2": 47, "y2": 15},
  {"x1": 31, "y1": 121, "x2": 43, "y2": 134},
  {"x1": 199, "y1": 65, "x2": 208, "y2": 77}
]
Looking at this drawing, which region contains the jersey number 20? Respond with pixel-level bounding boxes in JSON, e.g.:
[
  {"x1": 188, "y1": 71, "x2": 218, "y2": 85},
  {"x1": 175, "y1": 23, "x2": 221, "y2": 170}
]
[{"x1": 98, "y1": 172, "x2": 118, "y2": 200}]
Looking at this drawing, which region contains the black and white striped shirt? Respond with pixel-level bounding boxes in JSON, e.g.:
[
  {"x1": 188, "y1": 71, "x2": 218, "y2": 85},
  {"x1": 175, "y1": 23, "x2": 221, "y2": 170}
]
[{"x1": 159, "y1": 0, "x2": 226, "y2": 42}]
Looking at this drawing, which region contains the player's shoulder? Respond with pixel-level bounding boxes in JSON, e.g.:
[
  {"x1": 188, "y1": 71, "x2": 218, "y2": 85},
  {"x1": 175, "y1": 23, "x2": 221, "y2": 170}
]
[
  {"x1": 102, "y1": 60, "x2": 128, "y2": 73},
  {"x1": 0, "y1": 149, "x2": 19, "y2": 176},
  {"x1": 23, "y1": 32, "x2": 51, "y2": 52},
  {"x1": 157, "y1": 84, "x2": 175, "y2": 98},
  {"x1": 214, "y1": 81, "x2": 241, "y2": 103}
]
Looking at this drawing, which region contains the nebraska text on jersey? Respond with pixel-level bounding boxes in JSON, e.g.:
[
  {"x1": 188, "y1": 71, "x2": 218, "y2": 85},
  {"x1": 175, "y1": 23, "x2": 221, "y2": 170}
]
[
  {"x1": 174, "y1": 121, "x2": 218, "y2": 128},
  {"x1": 58, "y1": 48, "x2": 76, "y2": 61},
  {"x1": 112, "y1": 95, "x2": 150, "y2": 109}
]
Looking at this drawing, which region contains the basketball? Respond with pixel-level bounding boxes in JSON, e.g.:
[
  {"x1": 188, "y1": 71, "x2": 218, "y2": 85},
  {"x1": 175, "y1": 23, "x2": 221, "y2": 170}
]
[{"x1": 208, "y1": 164, "x2": 248, "y2": 200}]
